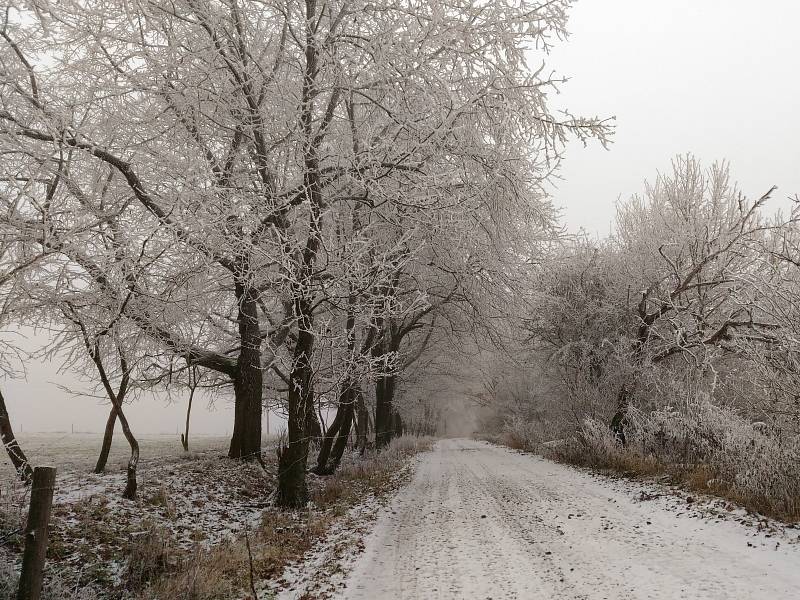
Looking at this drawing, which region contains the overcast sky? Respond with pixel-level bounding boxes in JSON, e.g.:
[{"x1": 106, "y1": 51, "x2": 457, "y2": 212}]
[
  {"x1": 549, "y1": 0, "x2": 800, "y2": 235},
  {"x1": 3, "y1": 0, "x2": 799, "y2": 436}
]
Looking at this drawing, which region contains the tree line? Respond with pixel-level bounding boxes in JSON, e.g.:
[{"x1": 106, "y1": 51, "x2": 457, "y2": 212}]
[{"x1": 0, "y1": 0, "x2": 610, "y2": 507}]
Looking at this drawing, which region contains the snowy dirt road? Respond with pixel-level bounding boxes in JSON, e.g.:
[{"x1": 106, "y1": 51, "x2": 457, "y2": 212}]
[{"x1": 337, "y1": 438, "x2": 800, "y2": 600}]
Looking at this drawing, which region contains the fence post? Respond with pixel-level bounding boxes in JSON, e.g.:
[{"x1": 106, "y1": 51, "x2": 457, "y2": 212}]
[{"x1": 17, "y1": 466, "x2": 56, "y2": 600}]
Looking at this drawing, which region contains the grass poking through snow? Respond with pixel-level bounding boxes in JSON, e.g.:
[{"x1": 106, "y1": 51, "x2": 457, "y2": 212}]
[{"x1": 1, "y1": 435, "x2": 434, "y2": 599}]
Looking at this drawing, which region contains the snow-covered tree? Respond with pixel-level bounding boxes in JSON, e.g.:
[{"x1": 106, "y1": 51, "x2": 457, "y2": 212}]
[{"x1": 1, "y1": 0, "x2": 611, "y2": 507}]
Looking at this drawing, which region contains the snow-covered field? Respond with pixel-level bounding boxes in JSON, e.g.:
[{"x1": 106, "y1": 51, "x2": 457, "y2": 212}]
[
  {"x1": 0, "y1": 432, "x2": 231, "y2": 482},
  {"x1": 334, "y1": 438, "x2": 800, "y2": 600}
]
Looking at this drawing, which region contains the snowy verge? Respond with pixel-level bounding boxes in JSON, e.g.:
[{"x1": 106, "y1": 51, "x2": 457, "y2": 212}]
[
  {"x1": 338, "y1": 438, "x2": 800, "y2": 600},
  {"x1": 266, "y1": 447, "x2": 430, "y2": 599},
  {"x1": 489, "y1": 438, "x2": 799, "y2": 541}
]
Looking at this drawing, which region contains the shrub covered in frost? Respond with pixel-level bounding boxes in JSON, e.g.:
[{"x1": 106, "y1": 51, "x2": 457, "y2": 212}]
[
  {"x1": 554, "y1": 395, "x2": 800, "y2": 517},
  {"x1": 500, "y1": 416, "x2": 559, "y2": 451},
  {"x1": 0, "y1": 562, "x2": 95, "y2": 600}
]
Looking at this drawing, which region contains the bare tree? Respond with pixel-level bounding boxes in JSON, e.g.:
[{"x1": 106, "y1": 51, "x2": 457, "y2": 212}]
[
  {"x1": 181, "y1": 365, "x2": 204, "y2": 452},
  {"x1": 57, "y1": 305, "x2": 140, "y2": 499}
]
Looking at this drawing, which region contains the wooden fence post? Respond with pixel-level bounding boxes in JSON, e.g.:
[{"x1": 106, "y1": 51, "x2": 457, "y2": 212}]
[{"x1": 17, "y1": 466, "x2": 56, "y2": 600}]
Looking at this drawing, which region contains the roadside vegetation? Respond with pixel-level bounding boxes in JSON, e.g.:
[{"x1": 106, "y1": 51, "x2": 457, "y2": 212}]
[
  {"x1": 0, "y1": 436, "x2": 432, "y2": 599},
  {"x1": 481, "y1": 157, "x2": 800, "y2": 522}
]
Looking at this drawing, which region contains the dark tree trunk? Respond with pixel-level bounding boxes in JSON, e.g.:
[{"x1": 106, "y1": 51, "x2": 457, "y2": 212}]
[
  {"x1": 0, "y1": 388, "x2": 33, "y2": 484},
  {"x1": 105, "y1": 381, "x2": 138, "y2": 500},
  {"x1": 307, "y1": 401, "x2": 323, "y2": 442},
  {"x1": 610, "y1": 383, "x2": 631, "y2": 446},
  {"x1": 229, "y1": 283, "x2": 263, "y2": 461},
  {"x1": 85, "y1": 341, "x2": 139, "y2": 500},
  {"x1": 276, "y1": 0, "x2": 326, "y2": 508},
  {"x1": 181, "y1": 367, "x2": 199, "y2": 452},
  {"x1": 315, "y1": 281, "x2": 360, "y2": 474},
  {"x1": 94, "y1": 406, "x2": 117, "y2": 474},
  {"x1": 314, "y1": 399, "x2": 345, "y2": 474},
  {"x1": 180, "y1": 395, "x2": 191, "y2": 452},
  {"x1": 611, "y1": 291, "x2": 655, "y2": 440},
  {"x1": 392, "y1": 411, "x2": 404, "y2": 439},
  {"x1": 327, "y1": 402, "x2": 353, "y2": 471},
  {"x1": 99, "y1": 352, "x2": 138, "y2": 499},
  {"x1": 276, "y1": 322, "x2": 315, "y2": 508},
  {"x1": 356, "y1": 389, "x2": 368, "y2": 455},
  {"x1": 314, "y1": 384, "x2": 356, "y2": 475},
  {"x1": 119, "y1": 409, "x2": 139, "y2": 500},
  {"x1": 375, "y1": 373, "x2": 395, "y2": 449}
]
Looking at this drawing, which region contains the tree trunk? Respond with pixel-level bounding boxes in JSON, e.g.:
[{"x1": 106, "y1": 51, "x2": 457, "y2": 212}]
[
  {"x1": 314, "y1": 383, "x2": 356, "y2": 475},
  {"x1": 228, "y1": 283, "x2": 263, "y2": 461},
  {"x1": 327, "y1": 402, "x2": 353, "y2": 472},
  {"x1": 88, "y1": 344, "x2": 139, "y2": 500},
  {"x1": 307, "y1": 400, "x2": 323, "y2": 442},
  {"x1": 316, "y1": 270, "x2": 361, "y2": 473},
  {"x1": 276, "y1": 323, "x2": 315, "y2": 508},
  {"x1": 0, "y1": 388, "x2": 33, "y2": 484},
  {"x1": 352, "y1": 412, "x2": 360, "y2": 448},
  {"x1": 313, "y1": 399, "x2": 345, "y2": 474},
  {"x1": 102, "y1": 361, "x2": 137, "y2": 499},
  {"x1": 94, "y1": 406, "x2": 117, "y2": 474},
  {"x1": 375, "y1": 373, "x2": 395, "y2": 449},
  {"x1": 17, "y1": 466, "x2": 56, "y2": 600},
  {"x1": 610, "y1": 291, "x2": 653, "y2": 440},
  {"x1": 275, "y1": 0, "x2": 326, "y2": 508},
  {"x1": 181, "y1": 367, "x2": 198, "y2": 452},
  {"x1": 180, "y1": 394, "x2": 191, "y2": 452},
  {"x1": 118, "y1": 405, "x2": 139, "y2": 500},
  {"x1": 372, "y1": 319, "x2": 399, "y2": 450},
  {"x1": 610, "y1": 383, "x2": 630, "y2": 446},
  {"x1": 356, "y1": 389, "x2": 368, "y2": 455},
  {"x1": 392, "y1": 411, "x2": 404, "y2": 439}
]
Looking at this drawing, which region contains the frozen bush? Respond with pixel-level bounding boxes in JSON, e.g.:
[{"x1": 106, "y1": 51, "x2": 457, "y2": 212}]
[
  {"x1": 384, "y1": 435, "x2": 435, "y2": 458},
  {"x1": 553, "y1": 395, "x2": 800, "y2": 517},
  {"x1": 501, "y1": 417, "x2": 549, "y2": 451},
  {"x1": 0, "y1": 563, "x2": 95, "y2": 600}
]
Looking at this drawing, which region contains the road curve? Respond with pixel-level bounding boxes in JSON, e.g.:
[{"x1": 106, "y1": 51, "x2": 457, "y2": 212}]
[{"x1": 337, "y1": 438, "x2": 800, "y2": 600}]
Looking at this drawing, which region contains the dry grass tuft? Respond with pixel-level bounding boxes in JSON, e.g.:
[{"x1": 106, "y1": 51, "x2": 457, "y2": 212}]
[
  {"x1": 547, "y1": 411, "x2": 800, "y2": 522},
  {"x1": 144, "y1": 485, "x2": 177, "y2": 520},
  {"x1": 0, "y1": 562, "x2": 96, "y2": 600},
  {"x1": 135, "y1": 435, "x2": 433, "y2": 599},
  {"x1": 131, "y1": 509, "x2": 335, "y2": 599},
  {"x1": 0, "y1": 562, "x2": 15, "y2": 600},
  {"x1": 124, "y1": 523, "x2": 183, "y2": 592}
]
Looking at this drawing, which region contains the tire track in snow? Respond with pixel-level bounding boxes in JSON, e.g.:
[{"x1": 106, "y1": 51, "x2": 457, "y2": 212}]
[{"x1": 337, "y1": 438, "x2": 800, "y2": 599}]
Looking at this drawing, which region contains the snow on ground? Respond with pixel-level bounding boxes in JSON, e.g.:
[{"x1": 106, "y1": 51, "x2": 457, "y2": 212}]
[
  {"x1": 268, "y1": 489, "x2": 383, "y2": 599},
  {"x1": 269, "y1": 455, "x2": 424, "y2": 600},
  {"x1": 0, "y1": 432, "x2": 232, "y2": 482},
  {"x1": 336, "y1": 438, "x2": 800, "y2": 600},
  {"x1": 1, "y1": 433, "x2": 276, "y2": 591}
]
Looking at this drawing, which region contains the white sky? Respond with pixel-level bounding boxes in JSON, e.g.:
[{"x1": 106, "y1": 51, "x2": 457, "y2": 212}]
[
  {"x1": 549, "y1": 0, "x2": 800, "y2": 235},
  {"x1": 3, "y1": 0, "x2": 799, "y2": 435}
]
